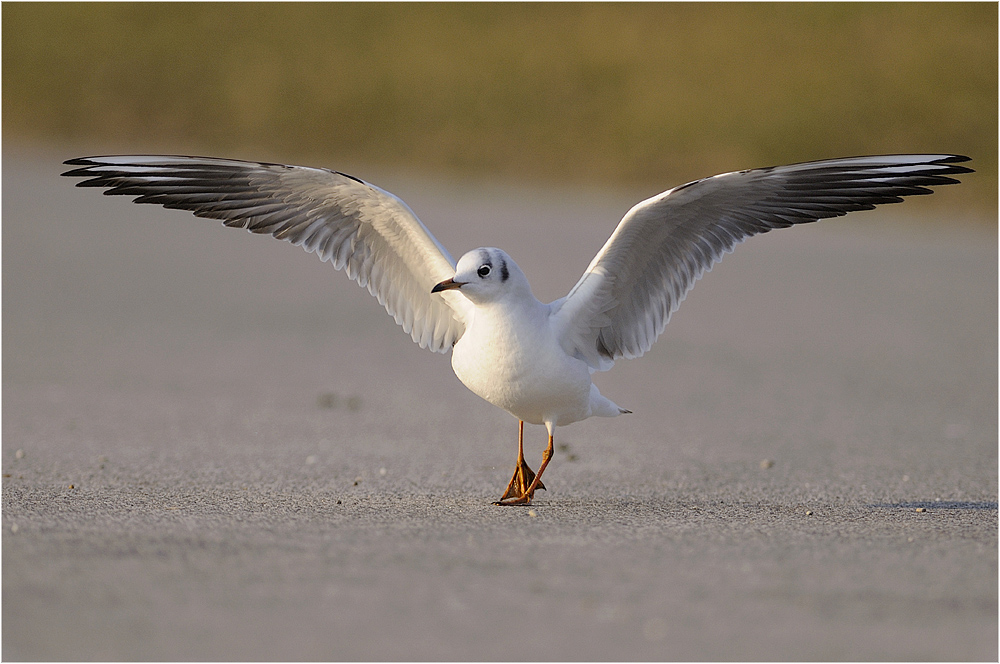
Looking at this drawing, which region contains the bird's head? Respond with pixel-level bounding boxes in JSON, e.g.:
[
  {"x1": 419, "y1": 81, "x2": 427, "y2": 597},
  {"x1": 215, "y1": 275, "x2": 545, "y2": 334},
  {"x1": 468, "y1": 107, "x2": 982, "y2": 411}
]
[{"x1": 431, "y1": 247, "x2": 530, "y2": 304}]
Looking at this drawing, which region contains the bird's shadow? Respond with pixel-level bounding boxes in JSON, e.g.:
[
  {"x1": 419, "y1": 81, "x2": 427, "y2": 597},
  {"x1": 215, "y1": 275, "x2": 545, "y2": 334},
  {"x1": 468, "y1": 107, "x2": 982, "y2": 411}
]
[{"x1": 868, "y1": 500, "x2": 997, "y2": 510}]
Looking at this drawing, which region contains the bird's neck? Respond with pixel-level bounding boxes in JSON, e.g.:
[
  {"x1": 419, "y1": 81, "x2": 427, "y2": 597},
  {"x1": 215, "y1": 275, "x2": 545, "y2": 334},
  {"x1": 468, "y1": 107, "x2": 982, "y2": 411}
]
[{"x1": 468, "y1": 290, "x2": 548, "y2": 332}]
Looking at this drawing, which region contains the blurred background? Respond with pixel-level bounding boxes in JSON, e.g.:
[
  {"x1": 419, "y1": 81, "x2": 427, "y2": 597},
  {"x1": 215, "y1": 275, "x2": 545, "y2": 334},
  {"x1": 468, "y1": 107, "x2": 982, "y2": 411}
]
[{"x1": 3, "y1": 3, "x2": 996, "y2": 214}]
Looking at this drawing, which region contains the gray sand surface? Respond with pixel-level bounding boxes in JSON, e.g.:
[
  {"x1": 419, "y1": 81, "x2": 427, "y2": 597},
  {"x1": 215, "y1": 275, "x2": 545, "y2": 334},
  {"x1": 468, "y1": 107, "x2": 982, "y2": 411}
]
[{"x1": 3, "y1": 146, "x2": 996, "y2": 660}]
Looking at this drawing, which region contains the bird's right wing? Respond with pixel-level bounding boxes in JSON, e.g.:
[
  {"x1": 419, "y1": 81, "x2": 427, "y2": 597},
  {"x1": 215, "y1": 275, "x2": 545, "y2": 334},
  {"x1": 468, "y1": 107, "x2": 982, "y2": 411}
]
[
  {"x1": 63, "y1": 155, "x2": 473, "y2": 352},
  {"x1": 551, "y1": 154, "x2": 972, "y2": 371}
]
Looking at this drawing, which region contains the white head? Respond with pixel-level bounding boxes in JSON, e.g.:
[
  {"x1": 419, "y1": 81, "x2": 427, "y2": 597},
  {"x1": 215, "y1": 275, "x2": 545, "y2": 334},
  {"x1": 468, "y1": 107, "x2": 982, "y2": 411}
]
[{"x1": 431, "y1": 247, "x2": 531, "y2": 304}]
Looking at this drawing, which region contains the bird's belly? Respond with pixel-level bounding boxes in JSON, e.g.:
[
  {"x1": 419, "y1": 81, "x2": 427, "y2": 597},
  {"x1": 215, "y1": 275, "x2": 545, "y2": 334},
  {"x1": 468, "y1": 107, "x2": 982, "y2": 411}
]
[{"x1": 452, "y1": 330, "x2": 592, "y2": 426}]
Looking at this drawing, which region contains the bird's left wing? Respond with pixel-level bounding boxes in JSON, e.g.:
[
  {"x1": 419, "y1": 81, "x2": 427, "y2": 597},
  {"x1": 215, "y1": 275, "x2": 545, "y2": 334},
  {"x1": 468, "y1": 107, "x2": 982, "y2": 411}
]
[
  {"x1": 551, "y1": 154, "x2": 972, "y2": 371},
  {"x1": 62, "y1": 155, "x2": 472, "y2": 352}
]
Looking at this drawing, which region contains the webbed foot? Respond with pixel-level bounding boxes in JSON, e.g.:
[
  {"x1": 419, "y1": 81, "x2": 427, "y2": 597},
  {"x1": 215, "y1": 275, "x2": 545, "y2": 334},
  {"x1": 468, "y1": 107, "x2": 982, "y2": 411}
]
[{"x1": 493, "y1": 457, "x2": 546, "y2": 505}]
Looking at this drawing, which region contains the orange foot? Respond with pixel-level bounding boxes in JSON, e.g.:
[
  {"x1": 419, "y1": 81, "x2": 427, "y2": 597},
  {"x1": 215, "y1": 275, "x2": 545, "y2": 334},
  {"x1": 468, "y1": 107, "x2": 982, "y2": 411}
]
[{"x1": 493, "y1": 456, "x2": 545, "y2": 505}]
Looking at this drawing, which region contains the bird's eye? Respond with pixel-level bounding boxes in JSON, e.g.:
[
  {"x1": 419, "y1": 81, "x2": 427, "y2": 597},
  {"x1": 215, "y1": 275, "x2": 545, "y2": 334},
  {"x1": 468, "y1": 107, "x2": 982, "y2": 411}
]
[{"x1": 477, "y1": 265, "x2": 491, "y2": 278}]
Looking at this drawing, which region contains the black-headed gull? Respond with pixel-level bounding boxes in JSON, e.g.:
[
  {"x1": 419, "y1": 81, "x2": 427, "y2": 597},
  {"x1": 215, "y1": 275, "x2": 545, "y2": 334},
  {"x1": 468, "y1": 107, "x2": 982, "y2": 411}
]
[{"x1": 62, "y1": 154, "x2": 972, "y2": 504}]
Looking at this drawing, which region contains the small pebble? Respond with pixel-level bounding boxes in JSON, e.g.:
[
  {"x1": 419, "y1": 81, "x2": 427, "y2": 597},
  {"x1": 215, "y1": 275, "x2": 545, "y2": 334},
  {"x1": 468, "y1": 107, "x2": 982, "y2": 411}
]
[
  {"x1": 805, "y1": 510, "x2": 813, "y2": 516},
  {"x1": 14, "y1": 449, "x2": 24, "y2": 460},
  {"x1": 68, "y1": 484, "x2": 75, "y2": 490},
  {"x1": 10, "y1": 523, "x2": 18, "y2": 533},
  {"x1": 759, "y1": 459, "x2": 774, "y2": 469},
  {"x1": 353, "y1": 476, "x2": 363, "y2": 486},
  {"x1": 527, "y1": 509, "x2": 537, "y2": 517},
  {"x1": 305, "y1": 455, "x2": 317, "y2": 465},
  {"x1": 915, "y1": 507, "x2": 926, "y2": 513},
  {"x1": 379, "y1": 467, "x2": 387, "y2": 476}
]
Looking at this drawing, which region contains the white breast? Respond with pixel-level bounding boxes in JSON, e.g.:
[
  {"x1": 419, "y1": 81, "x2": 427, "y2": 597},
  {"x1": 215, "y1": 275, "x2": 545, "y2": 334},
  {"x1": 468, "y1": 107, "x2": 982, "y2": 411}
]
[{"x1": 451, "y1": 299, "x2": 594, "y2": 427}]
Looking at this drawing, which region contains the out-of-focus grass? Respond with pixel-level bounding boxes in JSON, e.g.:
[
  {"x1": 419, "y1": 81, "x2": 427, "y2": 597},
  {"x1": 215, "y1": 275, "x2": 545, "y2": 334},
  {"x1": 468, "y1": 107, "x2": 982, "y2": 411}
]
[{"x1": 4, "y1": 3, "x2": 995, "y2": 211}]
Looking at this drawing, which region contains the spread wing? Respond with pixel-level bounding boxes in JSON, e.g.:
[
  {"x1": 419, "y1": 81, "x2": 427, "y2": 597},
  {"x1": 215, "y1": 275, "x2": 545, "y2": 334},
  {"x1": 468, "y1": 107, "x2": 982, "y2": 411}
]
[
  {"x1": 552, "y1": 154, "x2": 972, "y2": 371},
  {"x1": 62, "y1": 155, "x2": 472, "y2": 352}
]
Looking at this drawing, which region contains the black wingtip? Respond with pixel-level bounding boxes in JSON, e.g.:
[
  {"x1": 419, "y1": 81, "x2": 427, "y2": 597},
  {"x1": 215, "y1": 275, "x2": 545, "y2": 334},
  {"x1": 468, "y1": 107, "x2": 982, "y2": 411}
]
[
  {"x1": 61, "y1": 157, "x2": 100, "y2": 179},
  {"x1": 934, "y1": 154, "x2": 974, "y2": 175}
]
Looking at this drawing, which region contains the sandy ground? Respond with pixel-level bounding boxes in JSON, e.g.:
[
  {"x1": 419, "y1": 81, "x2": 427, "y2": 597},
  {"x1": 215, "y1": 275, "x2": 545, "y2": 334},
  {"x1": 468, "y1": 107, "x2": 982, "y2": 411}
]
[{"x1": 3, "y1": 145, "x2": 996, "y2": 661}]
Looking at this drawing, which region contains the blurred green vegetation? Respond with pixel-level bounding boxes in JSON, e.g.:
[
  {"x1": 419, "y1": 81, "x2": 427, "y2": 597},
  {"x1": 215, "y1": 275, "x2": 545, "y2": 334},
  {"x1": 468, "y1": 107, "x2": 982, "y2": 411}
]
[{"x1": 4, "y1": 3, "x2": 996, "y2": 211}]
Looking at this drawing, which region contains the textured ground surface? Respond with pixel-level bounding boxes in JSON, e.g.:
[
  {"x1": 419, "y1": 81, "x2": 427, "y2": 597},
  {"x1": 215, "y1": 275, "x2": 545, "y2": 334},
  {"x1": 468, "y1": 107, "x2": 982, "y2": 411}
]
[{"x1": 3, "y1": 146, "x2": 996, "y2": 660}]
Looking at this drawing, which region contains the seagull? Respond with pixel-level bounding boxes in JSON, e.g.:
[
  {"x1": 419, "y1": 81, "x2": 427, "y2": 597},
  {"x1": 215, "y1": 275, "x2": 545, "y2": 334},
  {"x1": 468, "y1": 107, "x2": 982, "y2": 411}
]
[{"x1": 62, "y1": 153, "x2": 972, "y2": 504}]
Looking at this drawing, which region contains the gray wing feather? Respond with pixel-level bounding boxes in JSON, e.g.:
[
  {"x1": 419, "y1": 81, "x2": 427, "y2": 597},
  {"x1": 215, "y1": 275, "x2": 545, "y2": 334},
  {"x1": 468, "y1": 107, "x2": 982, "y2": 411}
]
[
  {"x1": 62, "y1": 155, "x2": 471, "y2": 352},
  {"x1": 553, "y1": 154, "x2": 972, "y2": 370}
]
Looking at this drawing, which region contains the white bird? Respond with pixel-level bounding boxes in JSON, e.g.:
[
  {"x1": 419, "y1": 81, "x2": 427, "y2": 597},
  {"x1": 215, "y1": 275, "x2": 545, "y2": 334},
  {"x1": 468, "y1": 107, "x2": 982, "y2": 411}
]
[{"x1": 63, "y1": 153, "x2": 971, "y2": 504}]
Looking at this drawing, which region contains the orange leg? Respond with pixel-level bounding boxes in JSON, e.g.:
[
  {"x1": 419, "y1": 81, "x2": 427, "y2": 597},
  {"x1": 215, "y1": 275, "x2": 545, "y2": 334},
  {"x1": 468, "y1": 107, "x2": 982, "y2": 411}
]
[
  {"x1": 494, "y1": 421, "x2": 546, "y2": 505},
  {"x1": 524, "y1": 432, "x2": 554, "y2": 498},
  {"x1": 495, "y1": 424, "x2": 553, "y2": 506}
]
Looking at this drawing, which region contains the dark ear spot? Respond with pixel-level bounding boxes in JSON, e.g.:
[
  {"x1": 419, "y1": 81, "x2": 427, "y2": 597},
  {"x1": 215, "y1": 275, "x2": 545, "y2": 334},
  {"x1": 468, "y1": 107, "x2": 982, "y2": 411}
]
[{"x1": 499, "y1": 257, "x2": 509, "y2": 282}]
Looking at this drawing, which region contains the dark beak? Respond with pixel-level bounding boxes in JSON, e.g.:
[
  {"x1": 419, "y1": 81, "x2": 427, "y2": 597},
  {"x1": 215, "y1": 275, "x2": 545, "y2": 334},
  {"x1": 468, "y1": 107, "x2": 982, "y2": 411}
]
[{"x1": 431, "y1": 278, "x2": 463, "y2": 293}]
